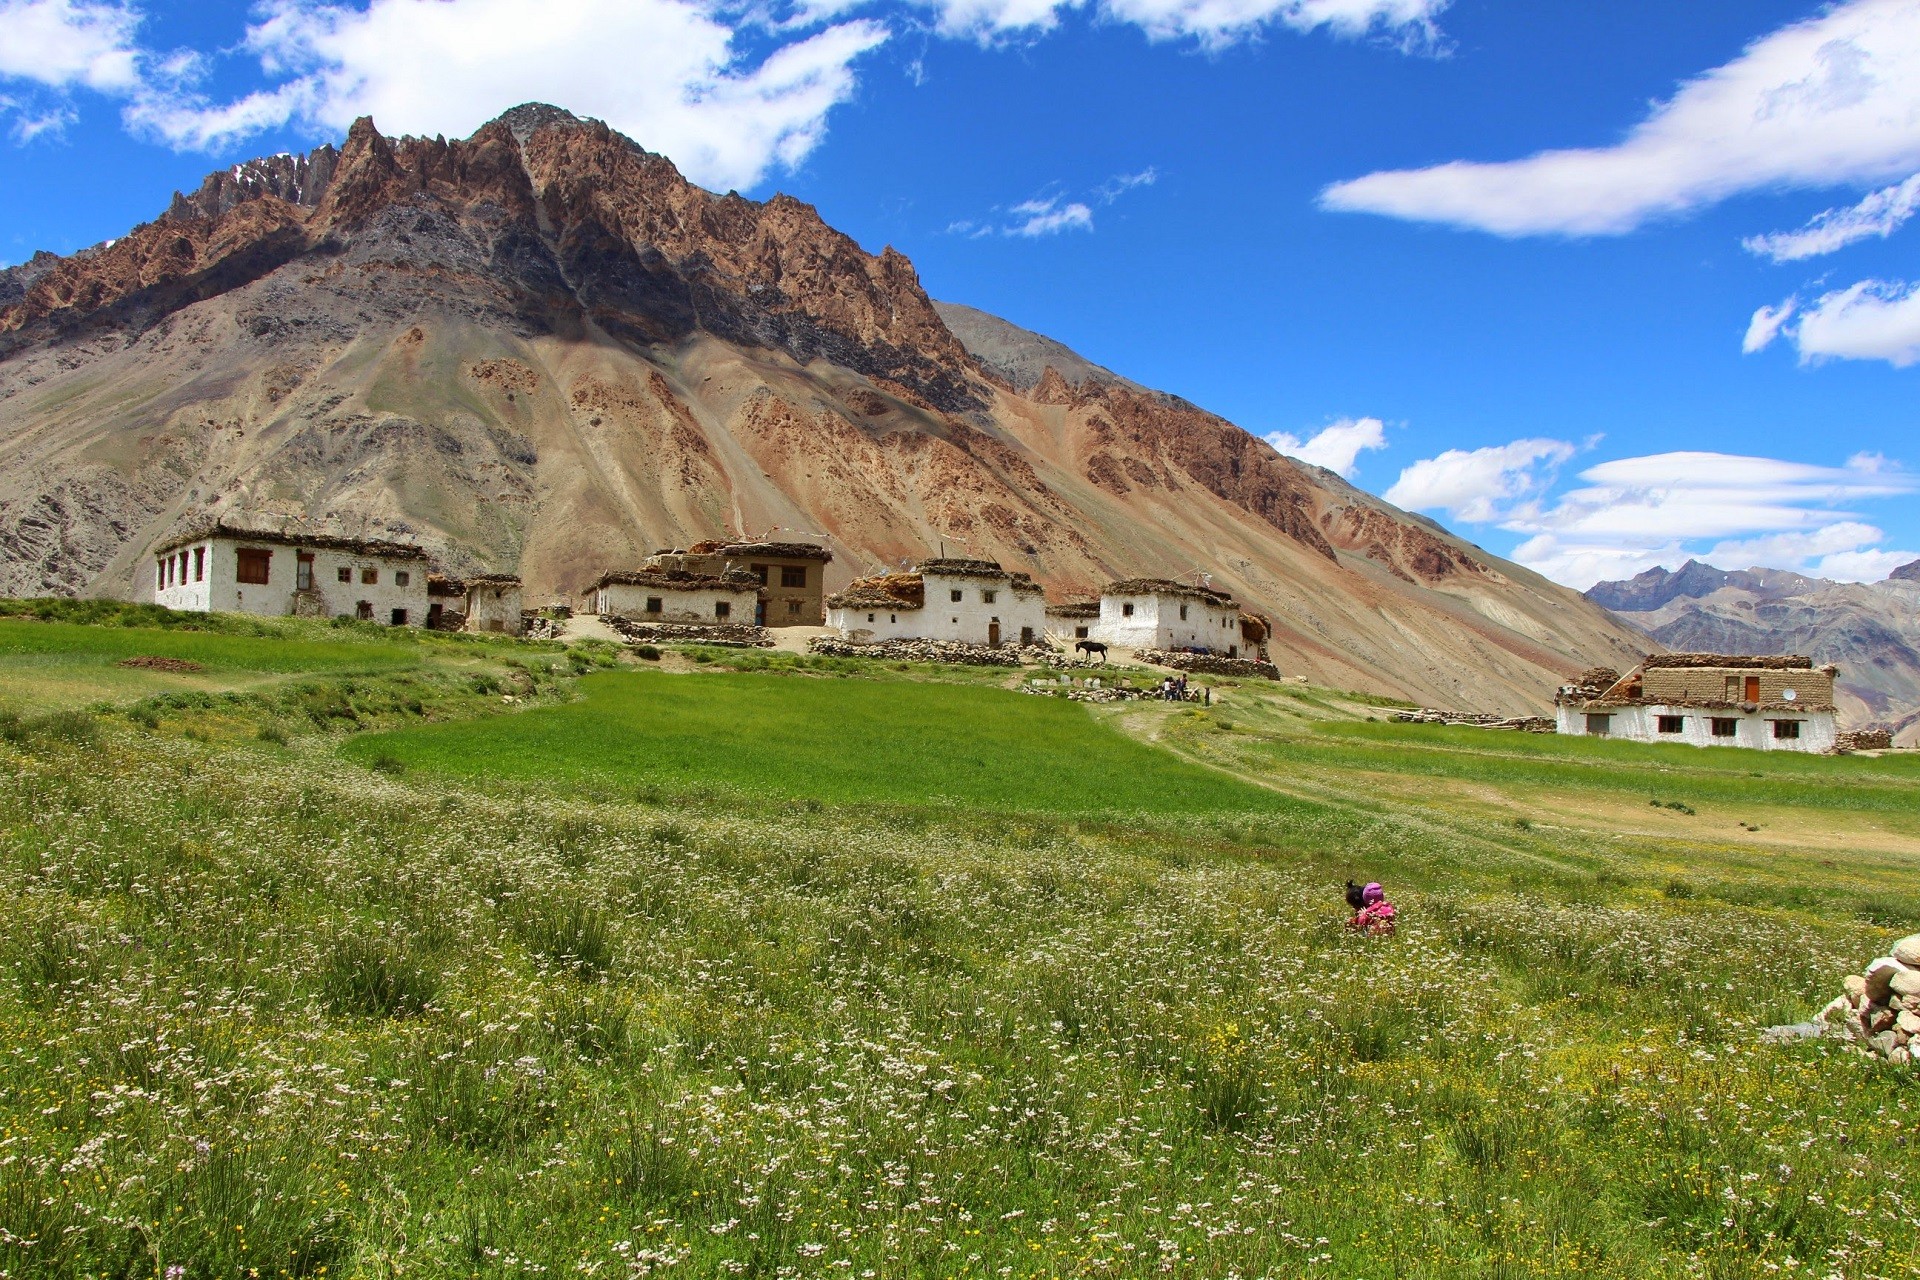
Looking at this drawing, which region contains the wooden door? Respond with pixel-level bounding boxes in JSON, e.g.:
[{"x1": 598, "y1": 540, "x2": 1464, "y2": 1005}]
[{"x1": 988, "y1": 621, "x2": 1001, "y2": 647}]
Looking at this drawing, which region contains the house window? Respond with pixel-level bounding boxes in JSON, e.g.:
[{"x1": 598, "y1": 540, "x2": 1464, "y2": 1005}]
[
  {"x1": 356, "y1": 601, "x2": 373, "y2": 620},
  {"x1": 1021, "y1": 626, "x2": 1034, "y2": 645},
  {"x1": 1075, "y1": 626, "x2": 1089, "y2": 639},
  {"x1": 1772, "y1": 720, "x2": 1802, "y2": 740},
  {"x1": 1657, "y1": 715, "x2": 1685, "y2": 734},
  {"x1": 715, "y1": 601, "x2": 731, "y2": 619},
  {"x1": 156, "y1": 560, "x2": 165, "y2": 590},
  {"x1": 780, "y1": 565, "x2": 807, "y2": 588},
  {"x1": 361, "y1": 567, "x2": 378, "y2": 585},
  {"x1": 236, "y1": 548, "x2": 272, "y2": 585},
  {"x1": 1711, "y1": 718, "x2": 1738, "y2": 737},
  {"x1": 983, "y1": 590, "x2": 997, "y2": 604},
  {"x1": 193, "y1": 547, "x2": 205, "y2": 582},
  {"x1": 1121, "y1": 603, "x2": 1134, "y2": 617},
  {"x1": 390, "y1": 608, "x2": 408, "y2": 626},
  {"x1": 889, "y1": 614, "x2": 897, "y2": 624},
  {"x1": 338, "y1": 566, "x2": 352, "y2": 583},
  {"x1": 1585, "y1": 713, "x2": 1612, "y2": 736},
  {"x1": 1725, "y1": 677, "x2": 1741, "y2": 701},
  {"x1": 395, "y1": 570, "x2": 411, "y2": 587},
  {"x1": 786, "y1": 599, "x2": 801, "y2": 616},
  {"x1": 645, "y1": 597, "x2": 663, "y2": 614},
  {"x1": 950, "y1": 589, "x2": 963, "y2": 603},
  {"x1": 867, "y1": 613, "x2": 876, "y2": 623},
  {"x1": 296, "y1": 553, "x2": 314, "y2": 590},
  {"x1": 1179, "y1": 604, "x2": 1188, "y2": 620},
  {"x1": 749, "y1": 563, "x2": 770, "y2": 585}
]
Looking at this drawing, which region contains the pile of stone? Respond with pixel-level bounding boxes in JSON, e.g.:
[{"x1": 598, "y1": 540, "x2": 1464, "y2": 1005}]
[
  {"x1": 606, "y1": 618, "x2": 774, "y2": 649},
  {"x1": 1393, "y1": 709, "x2": 1556, "y2": 733},
  {"x1": 1810, "y1": 934, "x2": 1920, "y2": 1064},
  {"x1": 807, "y1": 638, "x2": 1056, "y2": 667},
  {"x1": 522, "y1": 613, "x2": 564, "y2": 641},
  {"x1": 1836, "y1": 728, "x2": 1896, "y2": 753},
  {"x1": 1133, "y1": 649, "x2": 1280, "y2": 680}
]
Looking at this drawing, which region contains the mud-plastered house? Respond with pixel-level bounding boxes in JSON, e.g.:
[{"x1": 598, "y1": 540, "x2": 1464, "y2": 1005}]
[
  {"x1": 152, "y1": 523, "x2": 429, "y2": 625},
  {"x1": 428, "y1": 574, "x2": 525, "y2": 634},
  {"x1": 650, "y1": 541, "x2": 834, "y2": 626},
  {"x1": 1093, "y1": 579, "x2": 1243, "y2": 655},
  {"x1": 586, "y1": 567, "x2": 763, "y2": 624},
  {"x1": 1555, "y1": 654, "x2": 1838, "y2": 752},
  {"x1": 828, "y1": 558, "x2": 1047, "y2": 647}
]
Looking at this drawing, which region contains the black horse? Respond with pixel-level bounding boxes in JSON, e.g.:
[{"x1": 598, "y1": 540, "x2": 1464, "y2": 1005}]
[{"x1": 1075, "y1": 640, "x2": 1109, "y2": 662}]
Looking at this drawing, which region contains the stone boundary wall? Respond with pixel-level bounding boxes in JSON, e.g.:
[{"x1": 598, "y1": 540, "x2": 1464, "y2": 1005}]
[
  {"x1": 608, "y1": 618, "x2": 774, "y2": 648},
  {"x1": 1836, "y1": 728, "x2": 1896, "y2": 753},
  {"x1": 1133, "y1": 648, "x2": 1280, "y2": 680},
  {"x1": 1395, "y1": 709, "x2": 1556, "y2": 733},
  {"x1": 808, "y1": 637, "x2": 1055, "y2": 667}
]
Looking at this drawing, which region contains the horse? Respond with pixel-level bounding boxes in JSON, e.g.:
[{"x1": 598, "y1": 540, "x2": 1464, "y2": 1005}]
[{"x1": 1074, "y1": 640, "x2": 1109, "y2": 663}]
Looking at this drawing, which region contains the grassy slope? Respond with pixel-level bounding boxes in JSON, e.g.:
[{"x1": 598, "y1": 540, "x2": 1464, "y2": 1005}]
[{"x1": 2, "y1": 611, "x2": 1919, "y2": 1280}]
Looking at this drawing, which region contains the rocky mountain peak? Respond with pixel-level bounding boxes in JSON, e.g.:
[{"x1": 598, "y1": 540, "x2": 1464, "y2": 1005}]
[{"x1": 1891, "y1": 559, "x2": 1920, "y2": 583}]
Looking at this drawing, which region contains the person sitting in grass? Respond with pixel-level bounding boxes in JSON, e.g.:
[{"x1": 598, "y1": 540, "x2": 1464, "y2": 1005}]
[{"x1": 1344, "y1": 880, "x2": 1397, "y2": 936}]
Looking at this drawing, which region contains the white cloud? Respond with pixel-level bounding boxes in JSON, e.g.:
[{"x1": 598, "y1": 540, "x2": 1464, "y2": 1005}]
[
  {"x1": 1095, "y1": 0, "x2": 1445, "y2": 48},
  {"x1": 124, "y1": 0, "x2": 888, "y2": 191},
  {"x1": 1742, "y1": 298, "x2": 1797, "y2": 354},
  {"x1": 1815, "y1": 547, "x2": 1920, "y2": 580},
  {"x1": 1790, "y1": 277, "x2": 1920, "y2": 366},
  {"x1": 1494, "y1": 451, "x2": 1919, "y2": 589},
  {"x1": 1005, "y1": 196, "x2": 1094, "y2": 236},
  {"x1": 1266, "y1": 415, "x2": 1387, "y2": 478},
  {"x1": 1383, "y1": 437, "x2": 1576, "y2": 523},
  {"x1": 1320, "y1": 0, "x2": 1920, "y2": 236},
  {"x1": 0, "y1": 0, "x2": 141, "y2": 93},
  {"x1": 1744, "y1": 172, "x2": 1920, "y2": 261}
]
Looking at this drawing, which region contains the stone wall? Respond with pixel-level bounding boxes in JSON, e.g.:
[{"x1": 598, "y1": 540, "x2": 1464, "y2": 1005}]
[{"x1": 1133, "y1": 648, "x2": 1279, "y2": 679}]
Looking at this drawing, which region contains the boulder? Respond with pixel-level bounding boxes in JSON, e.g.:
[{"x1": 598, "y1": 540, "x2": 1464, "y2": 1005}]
[
  {"x1": 1865, "y1": 958, "x2": 1904, "y2": 1002},
  {"x1": 1892, "y1": 1045, "x2": 1913, "y2": 1065},
  {"x1": 1892, "y1": 934, "x2": 1920, "y2": 967},
  {"x1": 1899, "y1": 1010, "x2": 1920, "y2": 1035},
  {"x1": 1870, "y1": 1008, "x2": 1898, "y2": 1034},
  {"x1": 1892, "y1": 968, "x2": 1920, "y2": 998},
  {"x1": 1844, "y1": 974, "x2": 1867, "y2": 1001},
  {"x1": 1871, "y1": 1031, "x2": 1899, "y2": 1058}
]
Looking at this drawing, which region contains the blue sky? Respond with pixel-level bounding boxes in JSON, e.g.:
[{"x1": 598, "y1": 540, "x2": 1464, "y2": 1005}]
[{"x1": 3, "y1": 0, "x2": 1918, "y2": 588}]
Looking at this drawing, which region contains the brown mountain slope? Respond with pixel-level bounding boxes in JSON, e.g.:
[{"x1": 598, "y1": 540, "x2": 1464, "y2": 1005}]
[{"x1": 0, "y1": 104, "x2": 1646, "y2": 712}]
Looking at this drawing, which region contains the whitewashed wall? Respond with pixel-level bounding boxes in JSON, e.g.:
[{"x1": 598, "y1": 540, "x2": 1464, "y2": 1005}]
[
  {"x1": 596, "y1": 582, "x2": 755, "y2": 623},
  {"x1": 831, "y1": 574, "x2": 1047, "y2": 646},
  {"x1": 1555, "y1": 703, "x2": 1836, "y2": 753},
  {"x1": 153, "y1": 537, "x2": 427, "y2": 624},
  {"x1": 1091, "y1": 591, "x2": 1241, "y2": 654},
  {"x1": 465, "y1": 584, "x2": 524, "y2": 634}
]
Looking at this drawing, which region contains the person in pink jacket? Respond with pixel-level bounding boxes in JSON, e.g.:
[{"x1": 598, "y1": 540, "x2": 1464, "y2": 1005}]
[{"x1": 1344, "y1": 881, "x2": 1397, "y2": 936}]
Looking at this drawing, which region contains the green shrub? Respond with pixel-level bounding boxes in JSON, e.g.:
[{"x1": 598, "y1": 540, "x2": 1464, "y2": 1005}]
[
  {"x1": 257, "y1": 721, "x2": 291, "y2": 745},
  {"x1": 515, "y1": 898, "x2": 615, "y2": 976},
  {"x1": 634, "y1": 644, "x2": 661, "y2": 661}
]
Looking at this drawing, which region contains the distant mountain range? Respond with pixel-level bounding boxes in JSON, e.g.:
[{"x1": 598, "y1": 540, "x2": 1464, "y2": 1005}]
[{"x1": 1588, "y1": 560, "x2": 1920, "y2": 745}]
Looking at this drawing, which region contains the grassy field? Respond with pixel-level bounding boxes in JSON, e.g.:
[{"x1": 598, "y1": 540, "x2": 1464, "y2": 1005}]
[
  {"x1": 343, "y1": 670, "x2": 1298, "y2": 815},
  {"x1": 2, "y1": 607, "x2": 1918, "y2": 1279}
]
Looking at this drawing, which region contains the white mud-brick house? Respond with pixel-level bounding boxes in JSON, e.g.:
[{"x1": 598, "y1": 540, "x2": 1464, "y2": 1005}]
[
  {"x1": 151, "y1": 522, "x2": 428, "y2": 625},
  {"x1": 1046, "y1": 601, "x2": 1101, "y2": 643},
  {"x1": 586, "y1": 568, "x2": 762, "y2": 623},
  {"x1": 827, "y1": 558, "x2": 1048, "y2": 647},
  {"x1": 1555, "y1": 654, "x2": 1839, "y2": 753},
  {"x1": 649, "y1": 541, "x2": 835, "y2": 627},
  {"x1": 1093, "y1": 579, "x2": 1242, "y2": 655},
  {"x1": 464, "y1": 575, "x2": 524, "y2": 634}
]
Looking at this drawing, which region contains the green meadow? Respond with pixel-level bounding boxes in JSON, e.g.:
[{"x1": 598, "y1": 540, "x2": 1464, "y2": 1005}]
[
  {"x1": 2, "y1": 606, "x2": 1918, "y2": 1280},
  {"x1": 344, "y1": 669, "x2": 1294, "y2": 815}
]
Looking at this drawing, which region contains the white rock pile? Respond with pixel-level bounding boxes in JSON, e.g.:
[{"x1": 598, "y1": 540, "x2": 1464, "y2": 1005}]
[
  {"x1": 1812, "y1": 933, "x2": 1920, "y2": 1064},
  {"x1": 1133, "y1": 649, "x2": 1280, "y2": 680},
  {"x1": 1393, "y1": 709, "x2": 1556, "y2": 732}
]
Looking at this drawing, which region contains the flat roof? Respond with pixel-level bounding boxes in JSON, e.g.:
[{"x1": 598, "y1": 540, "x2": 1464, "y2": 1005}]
[{"x1": 154, "y1": 520, "x2": 430, "y2": 560}]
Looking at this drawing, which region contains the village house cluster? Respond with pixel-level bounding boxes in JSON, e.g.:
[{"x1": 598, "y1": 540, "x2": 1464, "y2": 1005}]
[
  {"x1": 1554, "y1": 654, "x2": 1839, "y2": 754},
  {"x1": 150, "y1": 522, "x2": 525, "y2": 635}
]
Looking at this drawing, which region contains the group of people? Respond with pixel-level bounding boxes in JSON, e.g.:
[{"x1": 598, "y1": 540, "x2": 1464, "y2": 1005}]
[{"x1": 1157, "y1": 674, "x2": 1208, "y2": 703}]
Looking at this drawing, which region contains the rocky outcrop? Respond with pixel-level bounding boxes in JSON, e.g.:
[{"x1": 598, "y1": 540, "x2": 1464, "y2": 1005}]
[{"x1": 1799, "y1": 938, "x2": 1920, "y2": 1065}]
